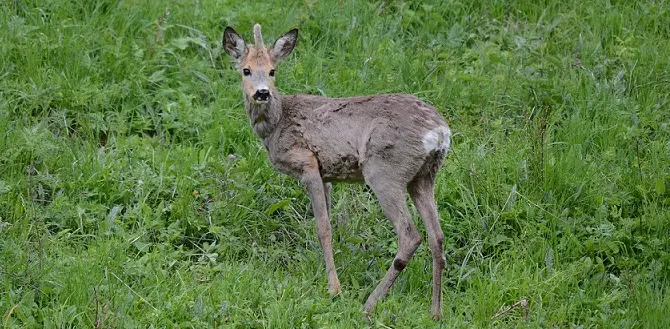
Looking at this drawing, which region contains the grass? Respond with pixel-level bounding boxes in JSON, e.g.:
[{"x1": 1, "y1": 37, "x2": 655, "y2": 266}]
[{"x1": 1, "y1": 0, "x2": 669, "y2": 327}]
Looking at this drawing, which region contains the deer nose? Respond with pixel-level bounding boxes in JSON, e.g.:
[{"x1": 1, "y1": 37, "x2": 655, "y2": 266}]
[{"x1": 253, "y1": 89, "x2": 270, "y2": 102}]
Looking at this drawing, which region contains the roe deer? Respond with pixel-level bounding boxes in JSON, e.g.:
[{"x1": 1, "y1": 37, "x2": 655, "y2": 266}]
[{"x1": 223, "y1": 24, "x2": 451, "y2": 320}]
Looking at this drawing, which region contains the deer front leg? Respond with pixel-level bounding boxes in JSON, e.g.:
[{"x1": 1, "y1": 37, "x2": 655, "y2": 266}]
[
  {"x1": 303, "y1": 167, "x2": 341, "y2": 295},
  {"x1": 324, "y1": 182, "x2": 332, "y2": 219}
]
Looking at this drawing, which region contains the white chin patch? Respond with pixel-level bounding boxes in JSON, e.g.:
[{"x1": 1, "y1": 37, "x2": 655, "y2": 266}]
[{"x1": 422, "y1": 126, "x2": 451, "y2": 153}]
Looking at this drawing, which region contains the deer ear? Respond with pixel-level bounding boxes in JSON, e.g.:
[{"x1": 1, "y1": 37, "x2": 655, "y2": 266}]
[
  {"x1": 270, "y1": 28, "x2": 298, "y2": 63},
  {"x1": 223, "y1": 26, "x2": 247, "y2": 61}
]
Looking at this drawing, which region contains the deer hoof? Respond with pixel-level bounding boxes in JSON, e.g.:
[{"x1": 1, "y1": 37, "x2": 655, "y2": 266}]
[
  {"x1": 431, "y1": 310, "x2": 442, "y2": 321},
  {"x1": 362, "y1": 310, "x2": 373, "y2": 323},
  {"x1": 328, "y1": 282, "x2": 341, "y2": 295}
]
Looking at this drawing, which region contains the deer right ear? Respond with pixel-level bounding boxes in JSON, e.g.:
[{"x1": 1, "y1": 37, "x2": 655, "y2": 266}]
[{"x1": 223, "y1": 26, "x2": 247, "y2": 61}]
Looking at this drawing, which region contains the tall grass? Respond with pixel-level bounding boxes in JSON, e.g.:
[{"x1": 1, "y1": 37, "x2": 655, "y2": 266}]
[{"x1": 1, "y1": 0, "x2": 669, "y2": 327}]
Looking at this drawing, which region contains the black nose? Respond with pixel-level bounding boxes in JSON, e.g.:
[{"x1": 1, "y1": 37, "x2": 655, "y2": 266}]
[{"x1": 253, "y1": 89, "x2": 270, "y2": 101}]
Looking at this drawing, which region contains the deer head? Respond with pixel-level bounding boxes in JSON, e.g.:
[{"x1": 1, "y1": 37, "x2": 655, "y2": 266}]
[{"x1": 222, "y1": 24, "x2": 298, "y2": 104}]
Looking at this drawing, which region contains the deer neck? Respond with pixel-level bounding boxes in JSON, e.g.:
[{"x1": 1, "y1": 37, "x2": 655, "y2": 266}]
[{"x1": 244, "y1": 91, "x2": 282, "y2": 140}]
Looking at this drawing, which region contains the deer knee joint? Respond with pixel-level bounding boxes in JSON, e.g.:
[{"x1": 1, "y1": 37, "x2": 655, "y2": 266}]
[
  {"x1": 435, "y1": 254, "x2": 446, "y2": 268},
  {"x1": 435, "y1": 231, "x2": 444, "y2": 245},
  {"x1": 403, "y1": 225, "x2": 422, "y2": 247},
  {"x1": 393, "y1": 258, "x2": 408, "y2": 271}
]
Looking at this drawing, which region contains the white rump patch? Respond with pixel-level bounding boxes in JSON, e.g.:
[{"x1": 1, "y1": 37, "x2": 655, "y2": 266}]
[{"x1": 422, "y1": 126, "x2": 451, "y2": 153}]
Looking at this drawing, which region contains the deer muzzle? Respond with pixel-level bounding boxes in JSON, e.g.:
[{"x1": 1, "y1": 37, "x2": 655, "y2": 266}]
[{"x1": 253, "y1": 89, "x2": 270, "y2": 102}]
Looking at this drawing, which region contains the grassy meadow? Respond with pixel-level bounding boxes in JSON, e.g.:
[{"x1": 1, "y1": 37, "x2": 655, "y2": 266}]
[{"x1": 1, "y1": 0, "x2": 670, "y2": 327}]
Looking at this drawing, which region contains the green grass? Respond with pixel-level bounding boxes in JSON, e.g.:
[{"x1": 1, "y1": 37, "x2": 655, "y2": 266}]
[{"x1": 1, "y1": 0, "x2": 669, "y2": 327}]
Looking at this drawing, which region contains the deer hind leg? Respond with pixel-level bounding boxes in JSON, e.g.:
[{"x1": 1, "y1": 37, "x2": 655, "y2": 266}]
[
  {"x1": 409, "y1": 174, "x2": 445, "y2": 320},
  {"x1": 363, "y1": 174, "x2": 421, "y2": 315},
  {"x1": 302, "y1": 161, "x2": 341, "y2": 295}
]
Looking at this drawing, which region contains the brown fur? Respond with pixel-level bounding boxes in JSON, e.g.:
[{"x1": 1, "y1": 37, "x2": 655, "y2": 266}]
[{"x1": 223, "y1": 24, "x2": 451, "y2": 320}]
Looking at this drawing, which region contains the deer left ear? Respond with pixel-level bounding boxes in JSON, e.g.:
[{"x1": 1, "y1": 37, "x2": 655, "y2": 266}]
[{"x1": 270, "y1": 28, "x2": 298, "y2": 63}]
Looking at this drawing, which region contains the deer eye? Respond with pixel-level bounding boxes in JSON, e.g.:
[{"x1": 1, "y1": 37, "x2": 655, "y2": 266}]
[
  {"x1": 269, "y1": 69, "x2": 275, "y2": 77},
  {"x1": 243, "y1": 68, "x2": 251, "y2": 76}
]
